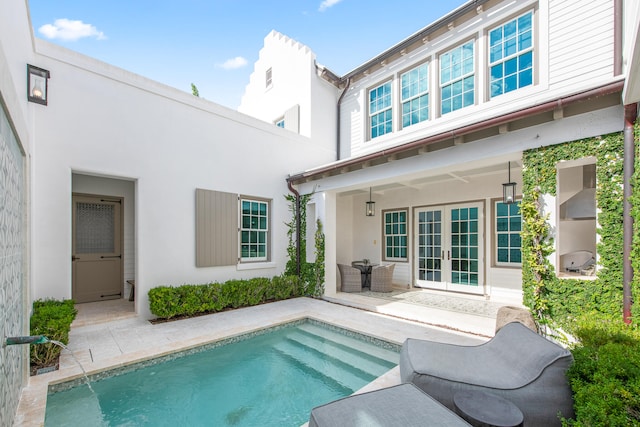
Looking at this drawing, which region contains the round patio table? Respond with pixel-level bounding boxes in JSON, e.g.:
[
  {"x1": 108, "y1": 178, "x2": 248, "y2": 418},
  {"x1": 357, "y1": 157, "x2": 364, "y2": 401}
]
[{"x1": 351, "y1": 261, "x2": 377, "y2": 288}]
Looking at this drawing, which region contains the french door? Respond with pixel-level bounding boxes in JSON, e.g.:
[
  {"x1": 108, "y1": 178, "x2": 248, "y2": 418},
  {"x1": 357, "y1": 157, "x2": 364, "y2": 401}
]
[{"x1": 415, "y1": 202, "x2": 484, "y2": 294}]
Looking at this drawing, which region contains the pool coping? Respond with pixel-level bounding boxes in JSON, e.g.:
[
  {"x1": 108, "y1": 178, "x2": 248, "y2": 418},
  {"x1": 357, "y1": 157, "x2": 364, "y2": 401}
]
[{"x1": 14, "y1": 297, "x2": 485, "y2": 426}]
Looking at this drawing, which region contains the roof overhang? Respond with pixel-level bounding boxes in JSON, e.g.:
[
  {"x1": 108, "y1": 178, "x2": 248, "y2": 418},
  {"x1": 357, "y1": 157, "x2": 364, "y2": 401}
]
[{"x1": 287, "y1": 81, "x2": 624, "y2": 186}]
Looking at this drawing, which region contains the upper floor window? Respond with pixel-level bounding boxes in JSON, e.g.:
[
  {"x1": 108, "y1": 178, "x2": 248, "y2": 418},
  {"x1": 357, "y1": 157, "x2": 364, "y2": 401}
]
[
  {"x1": 495, "y1": 200, "x2": 521, "y2": 265},
  {"x1": 241, "y1": 198, "x2": 269, "y2": 261},
  {"x1": 401, "y1": 63, "x2": 429, "y2": 128},
  {"x1": 266, "y1": 68, "x2": 273, "y2": 88},
  {"x1": 369, "y1": 81, "x2": 392, "y2": 139},
  {"x1": 275, "y1": 118, "x2": 285, "y2": 128},
  {"x1": 440, "y1": 41, "x2": 475, "y2": 115},
  {"x1": 384, "y1": 210, "x2": 408, "y2": 261},
  {"x1": 489, "y1": 11, "x2": 533, "y2": 98}
]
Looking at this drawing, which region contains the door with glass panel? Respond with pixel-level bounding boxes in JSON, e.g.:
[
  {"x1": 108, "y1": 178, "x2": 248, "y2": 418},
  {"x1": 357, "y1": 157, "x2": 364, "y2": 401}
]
[
  {"x1": 72, "y1": 194, "x2": 123, "y2": 303},
  {"x1": 415, "y1": 203, "x2": 484, "y2": 293}
]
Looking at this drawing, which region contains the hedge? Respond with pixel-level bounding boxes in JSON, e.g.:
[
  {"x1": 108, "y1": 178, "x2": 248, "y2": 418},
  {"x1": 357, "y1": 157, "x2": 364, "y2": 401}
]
[
  {"x1": 29, "y1": 299, "x2": 77, "y2": 372},
  {"x1": 564, "y1": 318, "x2": 640, "y2": 426},
  {"x1": 148, "y1": 275, "x2": 308, "y2": 320}
]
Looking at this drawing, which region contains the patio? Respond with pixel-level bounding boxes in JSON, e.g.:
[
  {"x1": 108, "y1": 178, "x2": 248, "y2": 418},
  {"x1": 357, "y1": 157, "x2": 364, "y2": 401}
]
[{"x1": 14, "y1": 293, "x2": 496, "y2": 426}]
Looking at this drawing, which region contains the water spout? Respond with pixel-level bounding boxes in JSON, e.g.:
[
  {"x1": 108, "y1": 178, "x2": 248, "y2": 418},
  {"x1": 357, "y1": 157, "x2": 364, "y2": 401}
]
[
  {"x1": 3, "y1": 335, "x2": 95, "y2": 393},
  {"x1": 4, "y1": 335, "x2": 49, "y2": 346}
]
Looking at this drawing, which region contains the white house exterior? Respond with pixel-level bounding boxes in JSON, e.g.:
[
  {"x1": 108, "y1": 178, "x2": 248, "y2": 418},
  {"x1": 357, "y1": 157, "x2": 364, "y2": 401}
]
[
  {"x1": 1, "y1": 0, "x2": 640, "y2": 424},
  {"x1": 242, "y1": 0, "x2": 640, "y2": 304}
]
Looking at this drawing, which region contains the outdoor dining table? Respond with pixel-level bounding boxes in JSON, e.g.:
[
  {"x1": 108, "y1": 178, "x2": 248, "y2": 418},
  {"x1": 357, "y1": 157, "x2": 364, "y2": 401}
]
[{"x1": 351, "y1": 261, "x2": 378, "y2": 288}]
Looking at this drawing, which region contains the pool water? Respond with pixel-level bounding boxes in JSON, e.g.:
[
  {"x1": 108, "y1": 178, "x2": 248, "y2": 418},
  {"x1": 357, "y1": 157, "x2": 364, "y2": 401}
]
[{"x1": 45, "y1": 320, "x2": 399, "y2": 426}]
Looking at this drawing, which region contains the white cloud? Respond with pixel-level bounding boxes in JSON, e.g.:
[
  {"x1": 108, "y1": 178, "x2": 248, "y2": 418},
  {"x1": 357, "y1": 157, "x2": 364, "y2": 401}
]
[
  {"x1": 218, "y1": 56, "x2": 248, "y2": 70},
  {"x1": 319, "y1": 0, "x2": 343, "y2": 12},
  {"x1": 38, "y1": 19, "x2": 106, "y2": 42}
]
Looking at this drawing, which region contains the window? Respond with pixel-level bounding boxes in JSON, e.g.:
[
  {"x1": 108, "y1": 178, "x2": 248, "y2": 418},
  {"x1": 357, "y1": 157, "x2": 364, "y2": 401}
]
[
  {"x1": 489, "y1": 11, "x2": 533, "y2": 98},
  {"x1": 241, "y1": 198, "x2": 269, "y2": 261},
  {"x1": 196, "y1": 189, "x2": 271, "y2": 267},
  {"x1": 384, "y1": 210, "x2": 408, "y2": 261},
  {"x1": 266, "y1": 68, "x2": 273, "y2": 88},
  {"x1": 495, "y1": 201, "x2": 522, "y2": 265},
  {"x1": 369, "y1": 81, "x2": 392, "y2": 139},
  {"x1": 275, "y1": 118, "x2": 285, "y2": 128},
  {"x1": 401, "y1": 63, "x2": 429, "y2": 128},
  {"x1": 440, "y1": 41, "x2": 475, "y2": 115}
]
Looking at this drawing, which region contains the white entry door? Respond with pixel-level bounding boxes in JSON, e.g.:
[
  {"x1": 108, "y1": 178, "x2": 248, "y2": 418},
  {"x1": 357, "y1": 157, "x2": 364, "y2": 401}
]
[{"x1": 415, "y1": 202, "x2": 484, "y2": 294}]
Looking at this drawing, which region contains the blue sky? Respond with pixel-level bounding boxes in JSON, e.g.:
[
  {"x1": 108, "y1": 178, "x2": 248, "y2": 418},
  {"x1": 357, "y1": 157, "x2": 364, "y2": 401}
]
[{"x1": 29, "y1": 1, "x2": 466, "y2": 109}]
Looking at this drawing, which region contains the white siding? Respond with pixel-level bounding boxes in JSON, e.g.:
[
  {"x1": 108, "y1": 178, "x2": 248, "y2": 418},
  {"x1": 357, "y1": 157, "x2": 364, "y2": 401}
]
[{"x1": 548, "y1": 0, "x2": 615, "y2": 91}]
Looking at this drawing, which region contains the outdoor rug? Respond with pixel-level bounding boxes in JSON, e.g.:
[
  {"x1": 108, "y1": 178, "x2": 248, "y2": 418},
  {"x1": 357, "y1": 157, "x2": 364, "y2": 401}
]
[{"x1": 359, "y1": 289, "x2": 504, "y2": 318}]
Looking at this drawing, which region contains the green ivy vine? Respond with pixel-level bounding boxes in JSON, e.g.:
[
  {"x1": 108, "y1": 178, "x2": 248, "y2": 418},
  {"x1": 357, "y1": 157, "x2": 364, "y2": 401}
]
[
  {"x1": 284, "y1": 193, "x2": 325, "y2": 297},
  {"x1": 522, "y1": 128, "x2": 638, "y2": 329}
]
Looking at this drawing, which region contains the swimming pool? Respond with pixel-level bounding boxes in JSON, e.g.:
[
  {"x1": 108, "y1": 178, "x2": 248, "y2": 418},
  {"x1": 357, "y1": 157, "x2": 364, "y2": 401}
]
[{"x1": 45, "y1": 319, "x2": 400, "y2": 426}]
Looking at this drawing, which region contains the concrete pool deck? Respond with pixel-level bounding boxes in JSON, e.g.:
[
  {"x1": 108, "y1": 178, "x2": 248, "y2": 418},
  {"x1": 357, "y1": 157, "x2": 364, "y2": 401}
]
[{"x1": 14, "y1": 294, "x2": 503, "y2": 426}]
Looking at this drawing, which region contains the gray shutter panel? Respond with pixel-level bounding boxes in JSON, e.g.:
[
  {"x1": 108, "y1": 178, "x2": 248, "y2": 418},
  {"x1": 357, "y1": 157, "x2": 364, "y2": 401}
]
[{"x1": 196, "y1": 188, "x2": 238, "y2": 267}]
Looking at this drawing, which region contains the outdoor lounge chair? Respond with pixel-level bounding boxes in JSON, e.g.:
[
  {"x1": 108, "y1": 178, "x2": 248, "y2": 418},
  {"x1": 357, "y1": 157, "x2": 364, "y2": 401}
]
[
  {"x1": 370, "y1": 263, "x2": 395, "y2": 292},
  {"x1": 337, "y1": 264, "x2": 362, "y2": 293},
  {"x1": 400, "y1": 321, "x2": 575, "y2": 426},
  {"x1": 309, "y1": 383, "x2": 472, "y2": 427}
]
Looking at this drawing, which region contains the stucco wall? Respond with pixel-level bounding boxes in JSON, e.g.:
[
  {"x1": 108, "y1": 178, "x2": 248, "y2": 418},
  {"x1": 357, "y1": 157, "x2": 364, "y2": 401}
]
[{"x1": 30, "y1": 40, "x2": 335, "y2": 319}]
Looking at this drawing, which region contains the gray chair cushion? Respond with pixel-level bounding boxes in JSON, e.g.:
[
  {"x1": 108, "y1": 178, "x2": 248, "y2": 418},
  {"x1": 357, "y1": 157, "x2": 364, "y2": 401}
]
[
  {"x1": 400, "y1": 322, "x2": 574, "y2": 426},
  {"x1": 309, "y1": 383, "x2": 471, "y2": 427}
]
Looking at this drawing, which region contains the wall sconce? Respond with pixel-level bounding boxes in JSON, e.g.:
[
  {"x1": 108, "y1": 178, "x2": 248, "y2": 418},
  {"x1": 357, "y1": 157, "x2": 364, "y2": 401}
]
[
  {"x1": 27, "y1": 64, "x2": 50, "y2": 105},
  {"x1": 365, "y1": 187, "x2": 375, "y2": 216},
  {"x1": 502, "y1": 161, "x2": 517, "y2": 204}
]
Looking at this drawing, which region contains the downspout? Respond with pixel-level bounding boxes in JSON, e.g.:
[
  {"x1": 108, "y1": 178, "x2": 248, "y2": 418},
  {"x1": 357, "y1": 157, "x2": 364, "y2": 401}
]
[
  {"x1": 287, "y1": 180, "x2": 301, "y2": 277},
  {"x1": 623, "y1": 103, "x2": 638, "y2": 324},
  {"x1": 336, "y1": 78, "x2": 351, "y2": 161}
]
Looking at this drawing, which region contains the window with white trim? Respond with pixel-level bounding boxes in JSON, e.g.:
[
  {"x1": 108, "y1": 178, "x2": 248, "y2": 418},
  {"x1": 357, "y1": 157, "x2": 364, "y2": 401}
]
[
  {"x1": 440, "y1": 41, "x2": 475, "y2": 115},
  {"x1": 275, "y1": 118, "x2": 285, "y2": 128},
  {"x1": 266, "y1": 68, "x2": 273, "y2": 88},
  {"x1": 384, "y1": 209, "x2": 408, "y2": 261},
  {"x1": 495, "y1": 200, "x2": 522, "y2": 265},
  {"x1": 401, "y1": 63, "x2": 429, "y2": 128},
  {"x1": 489, "y1": 11, "x2": 534, "y2": 98},
  {"x1": 241, "y1": 198, "x2": 269, "y2": 261},
  {"x1": 369, "y1": 81, "x2": 392, "y2": 139}
]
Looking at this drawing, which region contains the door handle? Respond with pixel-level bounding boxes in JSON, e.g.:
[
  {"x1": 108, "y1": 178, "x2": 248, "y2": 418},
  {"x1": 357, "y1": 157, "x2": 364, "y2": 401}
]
[{"x1": 72, "y1": 256, "x2": 79, "y2": 261}]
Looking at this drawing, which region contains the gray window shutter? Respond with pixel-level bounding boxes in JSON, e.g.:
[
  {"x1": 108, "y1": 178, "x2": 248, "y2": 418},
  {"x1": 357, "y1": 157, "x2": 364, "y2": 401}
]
[{"x1": 195, "y1": 188, "x2": 238, "y2": 267}]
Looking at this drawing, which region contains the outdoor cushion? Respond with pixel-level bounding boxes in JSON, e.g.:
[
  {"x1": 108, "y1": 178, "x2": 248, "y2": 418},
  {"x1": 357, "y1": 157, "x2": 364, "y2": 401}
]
[
  {"x1": 400, "y1": 321, "x2": 574, "y2": 426},
  {"x1": 308, "y1": 383, "x2": 471, "y2": 427}
]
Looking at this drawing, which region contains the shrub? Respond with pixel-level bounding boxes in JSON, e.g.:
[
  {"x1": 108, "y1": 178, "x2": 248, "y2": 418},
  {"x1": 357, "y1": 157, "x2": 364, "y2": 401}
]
[
  {"x1": 564, "y1": 317, "x2": 640, "y2": 426},
  {"x1": 29, "y1": 299, "x2": 77, "y2": 371},
  {"x1": 148, "y1": 275, "x2": 307, "y2": 320}
]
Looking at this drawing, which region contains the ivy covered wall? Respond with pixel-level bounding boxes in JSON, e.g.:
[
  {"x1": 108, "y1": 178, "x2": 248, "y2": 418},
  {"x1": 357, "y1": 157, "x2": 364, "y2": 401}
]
[{"x1": 521, "y1": 125, "x2": 639, "y2": 328}]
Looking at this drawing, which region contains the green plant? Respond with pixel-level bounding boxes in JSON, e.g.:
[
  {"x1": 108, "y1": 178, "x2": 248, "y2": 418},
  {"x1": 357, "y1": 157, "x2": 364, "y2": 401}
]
[
  {"x1": 284, "y1": 192, "x2": 316, "y2": 288},
  {"x1": 521, "y1": 130, "x2": 636, "y2": 328},
  {"x1": 29, "y1": 299, "x2": 77, "y2": 372},
  {"x1": 148, "y1": 275, "x2": 306, "y2": 320},
  {"x1": 313, "y1": 218, "x2": 326, "y2": 297},
  {"x1": 564, "y1": 317, "x2": 640, "y2": 426}
]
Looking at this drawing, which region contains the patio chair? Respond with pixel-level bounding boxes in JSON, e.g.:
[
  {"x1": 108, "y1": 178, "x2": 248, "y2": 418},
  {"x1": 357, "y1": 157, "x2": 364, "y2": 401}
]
[
  {"x1": 370, "y1": 263, "x2": 395, "y2": 292},
  {"x1": 337, "y1": 264, "x2": 362, "y2": 293},
  {"x1": 400, "y1": 321, "x2": 574, "y2": 426}
]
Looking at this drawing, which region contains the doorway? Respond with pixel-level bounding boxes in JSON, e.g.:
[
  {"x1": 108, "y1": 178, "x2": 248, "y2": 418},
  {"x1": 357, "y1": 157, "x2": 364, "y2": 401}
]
[
  {"x1": 414, "y1": 202, "x2": 484, "y2": 294},
  {"x1": 72, "y1": 194, "x2": 124, "y2": 303}
]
